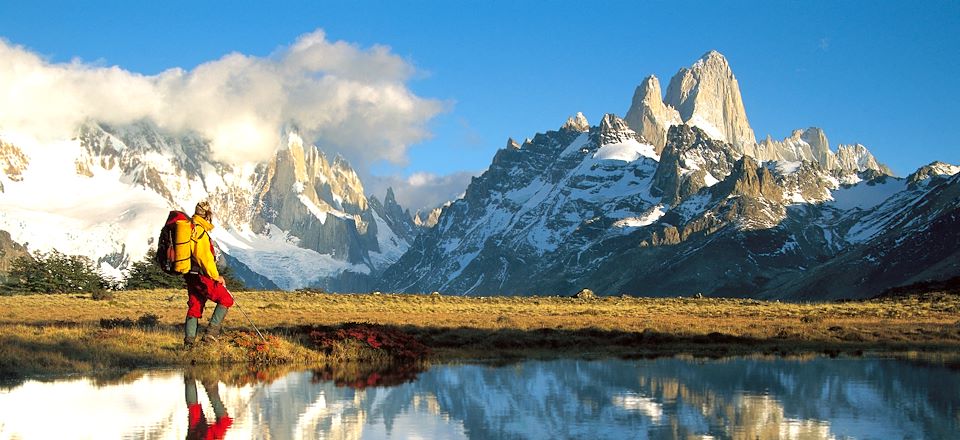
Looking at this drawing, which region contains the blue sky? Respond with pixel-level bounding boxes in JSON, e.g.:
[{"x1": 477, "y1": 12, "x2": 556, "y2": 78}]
[{"x1": 1, "y1": 0, "x2": 958, "y2": 208}]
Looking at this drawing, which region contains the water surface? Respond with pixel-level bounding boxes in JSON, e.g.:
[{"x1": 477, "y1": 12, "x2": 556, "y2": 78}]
[{"x1": 0, "y1": 356, "x2": 957, "y2": 439}]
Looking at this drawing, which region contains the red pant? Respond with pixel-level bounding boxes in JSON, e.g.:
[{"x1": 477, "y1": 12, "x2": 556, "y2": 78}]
[
  {"x1": 185, "y1": 274, "x2": 234, "y2": 318},
  {"x1": 188, "y1": 404, "x2": 233, "y2": 439}
]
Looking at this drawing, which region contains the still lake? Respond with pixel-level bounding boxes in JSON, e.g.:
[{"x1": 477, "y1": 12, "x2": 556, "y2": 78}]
[{"x1": 1, "y1": 355, "x2": 958, "y2": 439}]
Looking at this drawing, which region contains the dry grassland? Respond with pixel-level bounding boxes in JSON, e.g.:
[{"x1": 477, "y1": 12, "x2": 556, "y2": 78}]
[{"x1": 1, "y1": 289, "x2": 958, "y2": 379}]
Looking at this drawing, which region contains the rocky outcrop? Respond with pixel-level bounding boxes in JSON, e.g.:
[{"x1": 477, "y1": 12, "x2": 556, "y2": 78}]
[
  {"x1": 652, "y1": 125, "x2": 739, "y2": 206},
  {"x1": 664, "y1": 51, "x2": 756, "y2": 150},
  {"x1": 0, "y1": 230, "x2": 30, "y2": 281},
  {"x1": 907, "y1": 161, "x2": 960, "y2": 187},
  {"x1": 714, "y1": 156, "x2": 783, "y2": 202},
  {"x1": 624, "y1": 75, "x2": 682, "y2": 153},
  {"x1": 598, "y1": 114, "x2": 645, "y2": 146},
  {"x1": 0, "y1": 139, "x2": 29, "y2": 182}
]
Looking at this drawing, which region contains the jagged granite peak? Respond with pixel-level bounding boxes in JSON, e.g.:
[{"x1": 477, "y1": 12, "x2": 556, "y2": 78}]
[
  {"x1": 562, "y1": 112, "x2": 590, "y2": 132},
  {"x1": 799, "y1": 127, "x2": 832, "y2": 167},
  {"x1": 745, "y1": 127, "x2": 835, "y2": 169},
  {"x1": 506, "y1": 137, "x2": 521, "y2": 150},
  {"x1": 330, "y1": 155, "x2": 369, "y2": 213},
  {"x1": 385, "y1": 186, "x2": 399, "y2": 205},
  {"x1": 260, "y1": 135, "x2": 371, "y2": 241},
  {"x1": 277, "y1": 133, "x2": 368, "y2": 214},
  {"x1": 624, "y1": 75, "x2": 682, "y2": 154},
  {"x1": 414, "y1": 206, "x2": 444, "y2": 228},
  {"x1": 664, "y1": 50, "x2": 756, "y2": 150},
  {"x1": 835, "y1": 143, "x2": 894, "y2": 176},
  {"x1": 369, "y1": 187, "x2": 420, "y2": 245},
  {"x1": 744, "y1": 127, "x2": 895, "y2": 176}
]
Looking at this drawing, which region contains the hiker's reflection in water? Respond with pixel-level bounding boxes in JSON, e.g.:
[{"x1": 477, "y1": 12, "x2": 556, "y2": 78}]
[{"x1": 184, "y1": 371, "x2": 232, "y2": 439}]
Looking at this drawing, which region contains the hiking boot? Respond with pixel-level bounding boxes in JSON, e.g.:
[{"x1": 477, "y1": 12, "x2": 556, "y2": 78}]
[
  {"x1": 183, "y1": 336, "x2": 196, "y2": 348},
  {"x1": 202, "y1": 324, "x2": 222, "y2": 342}
]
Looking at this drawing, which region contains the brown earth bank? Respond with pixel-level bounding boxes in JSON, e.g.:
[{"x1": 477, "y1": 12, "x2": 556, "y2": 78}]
[{"x1": 1, "y1": 288, "x2": 959, "y2": 383}]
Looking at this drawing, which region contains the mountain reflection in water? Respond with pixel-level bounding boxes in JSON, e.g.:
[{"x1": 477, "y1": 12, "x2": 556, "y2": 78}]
[{"x1": 0, "y1": 356, "x2": 957, "y2": 439}]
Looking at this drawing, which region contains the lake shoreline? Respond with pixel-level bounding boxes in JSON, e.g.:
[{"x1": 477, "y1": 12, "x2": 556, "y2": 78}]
[{"x1": 1, "y1": 289, "x2": 958, "y2": 382}]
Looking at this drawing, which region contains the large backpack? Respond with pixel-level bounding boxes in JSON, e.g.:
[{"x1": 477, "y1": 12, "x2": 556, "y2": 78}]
[{"x1": 156, "y1": 210, "x2": 194, "y2": 275}]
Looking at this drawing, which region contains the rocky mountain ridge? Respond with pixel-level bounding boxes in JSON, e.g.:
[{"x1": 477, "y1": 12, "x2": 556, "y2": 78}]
[{"x1": 379, "y1": 51, "x2": 957, "y2": 299}]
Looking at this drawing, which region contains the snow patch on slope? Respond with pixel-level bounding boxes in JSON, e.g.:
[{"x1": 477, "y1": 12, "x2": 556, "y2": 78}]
[
  {"x1": 593, "y1": 139, "x2": 659, "y2": 162},
  {"x1": 368, "y1": 208, "x2": 410, "y2": 270},
  {"x1": 686, "y1": 114, "x2": 724, "y2": 142},
  {"x1": 612, "y1": 205, "x2": 665, "y2": 228},
  {"x1": 559, "y1": 133, "x2": 591, "y2": 157},
  {"x1": 830, "y1": 179, "x2": 906, "y2": 211},
  {"x1": 216, "y1": 225, "x2": 370, "y2": 290}
]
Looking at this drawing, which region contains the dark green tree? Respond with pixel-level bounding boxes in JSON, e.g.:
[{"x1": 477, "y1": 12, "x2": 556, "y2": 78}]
[
  {"x1": 124, "y1": 249, "x2": 185, "y2": 290},
  {"x1": 218, "y1": 263, "x2": 248, "y2": 292},
  {"x1": 5, "y1": 250, "x2": 109, "y2": 294}
]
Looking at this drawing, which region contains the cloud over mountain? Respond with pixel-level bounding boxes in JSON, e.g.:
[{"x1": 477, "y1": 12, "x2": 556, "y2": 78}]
[
  {"x1": 0, "y1": 30, "x2": 443, "y2": 166},
  {"x1": 367, "y1": 171, "x2": 476, "y2": 213}
]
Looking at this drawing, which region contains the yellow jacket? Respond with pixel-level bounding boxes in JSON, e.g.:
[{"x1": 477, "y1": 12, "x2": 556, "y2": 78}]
[{"x1": 190, "y1": 215, "x2": 220, "y2": 279}]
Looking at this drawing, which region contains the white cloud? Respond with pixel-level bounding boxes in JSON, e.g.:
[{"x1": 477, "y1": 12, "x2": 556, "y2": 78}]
[
  {"x1": 0, "y1": 30, "x2": 444, "y2": 166},
  {"x1": 366, "y1": 171, "x2": 476, "y2": 214}
]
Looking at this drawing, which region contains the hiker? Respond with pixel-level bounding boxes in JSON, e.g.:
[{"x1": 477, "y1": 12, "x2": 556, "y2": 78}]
[
  {"x1": 184, "y1": 201, "x2": 234, "y2": 347},
  {"x1": 184, "y1": 369, "x2": 233, "y2": 439}
]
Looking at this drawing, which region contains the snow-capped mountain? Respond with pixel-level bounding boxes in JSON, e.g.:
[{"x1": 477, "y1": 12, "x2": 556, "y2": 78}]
[
  {"x1": 2, "y1": 49, "x2": 955, "y2": 299},
  {"x1": 380, "y1": 51, "x2": 959, "y2": 299},
  {"x1": 0, "y1": 122, "x2": 419, "y2": 290}
]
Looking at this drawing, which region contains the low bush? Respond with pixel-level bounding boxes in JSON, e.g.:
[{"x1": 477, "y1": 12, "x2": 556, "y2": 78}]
[
  {"x1": 91, "y1": 290, "x2": 115, "y2": 301},
  {"x1": 100, "y1": 317, "x2": 135, "y2": 329},
  {"x1": 136, "y1": 313, "x2": 161, "y2": 329},
  {"x1": 100, "y1": 313, "x2": 162, "y2": 330}
]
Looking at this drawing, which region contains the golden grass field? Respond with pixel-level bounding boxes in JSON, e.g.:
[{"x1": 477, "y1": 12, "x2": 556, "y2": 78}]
[{"x1": 1, "y1": 288, "x2": 958, "y2": 380}]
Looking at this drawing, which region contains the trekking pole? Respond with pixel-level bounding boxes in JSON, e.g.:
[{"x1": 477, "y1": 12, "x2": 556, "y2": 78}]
[{"x1": 234, "y1": 301, "x2": 268, "y2": 343}]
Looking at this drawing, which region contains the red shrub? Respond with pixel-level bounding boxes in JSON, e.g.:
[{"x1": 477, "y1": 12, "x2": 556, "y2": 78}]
[{"x1": 309, "y1": 323, "x2": 431, "y2": 361}]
